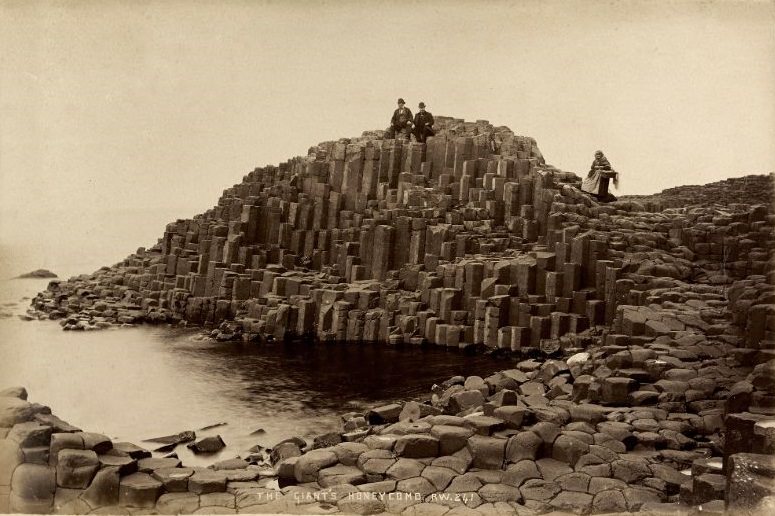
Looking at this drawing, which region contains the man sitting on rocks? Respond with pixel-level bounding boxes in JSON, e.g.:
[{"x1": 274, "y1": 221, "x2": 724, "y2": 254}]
[
  {"x1": 413, "y1": 102, "x2": 435, "y2": 143},
  {"x1": 581, "y1": 150, "x2": 619, "y2": 202},
  {"x1": 386, "y1": 98, "x2": 413, "y2": 140}
]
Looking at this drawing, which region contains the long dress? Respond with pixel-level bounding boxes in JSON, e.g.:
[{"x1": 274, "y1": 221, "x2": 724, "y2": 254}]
[
  {"x1": 581, "y1": 157, "x2": 614, "y2": 196},
  {"x1": 581, "y1": 170, "x2": 603, "y2": 196}
]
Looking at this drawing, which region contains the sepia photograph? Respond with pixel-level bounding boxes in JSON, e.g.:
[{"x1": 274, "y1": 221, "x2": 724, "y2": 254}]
[{"x1": 1, "y1": 0, "x2": 774, "y2": 514}]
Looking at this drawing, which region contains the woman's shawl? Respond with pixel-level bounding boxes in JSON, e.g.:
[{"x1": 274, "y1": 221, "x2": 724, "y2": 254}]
[{"x1": 581, "y1": 157, "x2": 616, "y2": 195}]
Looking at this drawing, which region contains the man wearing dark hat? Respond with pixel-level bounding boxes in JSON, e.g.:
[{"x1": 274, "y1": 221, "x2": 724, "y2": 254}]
[
  {"x1": 387, "y1": 98, "x2": 413, "y2": 140},
  {"x1": 413, "y1": 102, "x2": 435, "y2": 143}
]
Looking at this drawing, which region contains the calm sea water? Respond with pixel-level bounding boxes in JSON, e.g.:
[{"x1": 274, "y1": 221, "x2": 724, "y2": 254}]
[{"x1": 0, "y1": 278, "x2": 509, "y2": 466}]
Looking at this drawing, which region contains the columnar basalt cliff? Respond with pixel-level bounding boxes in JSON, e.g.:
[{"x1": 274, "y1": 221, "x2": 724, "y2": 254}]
[
  {"x1": 18, "y1": 118, "x2": 775, "y2": 514},
  {"x1": 28, "y1": 118, "x2": 773, "y2": 345},
  {"x1": 32, "y1": 117, "x2": 556, "y2": 338}
]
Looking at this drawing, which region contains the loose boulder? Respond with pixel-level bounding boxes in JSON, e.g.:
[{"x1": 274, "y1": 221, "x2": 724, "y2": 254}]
[
  {"x1": 294, "y1": 449, "x2": 339, "y2": 482},
  {"x1": 188, "y1": 435, "x2": 226, "y2": 454}
]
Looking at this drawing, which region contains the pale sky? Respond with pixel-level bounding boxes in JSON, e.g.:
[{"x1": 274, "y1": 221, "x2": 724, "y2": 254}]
[{"x1": 1, "y1": 0, "x2": 773, "y2": 278}]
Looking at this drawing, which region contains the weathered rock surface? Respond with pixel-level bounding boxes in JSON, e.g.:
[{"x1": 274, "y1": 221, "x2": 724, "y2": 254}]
[
  {"x1": 726, "y1": 453, "x2": 775, "y2": 514},
  {"x1": 118, "y1": 472, "x2": 163, "y2": 507},
  {"x1": 56, "y1": 449, "x2": 99, "y2": 488},
  {"x1": 188, "y1": 435, "x2": 226, "y2": 454},
  {"x1": 11, "y1": 119, "x2": 775, "y2": 514}
]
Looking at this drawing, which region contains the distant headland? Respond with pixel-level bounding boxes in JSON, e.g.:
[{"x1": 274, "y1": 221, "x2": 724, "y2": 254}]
[{"x1": 16, "y1": 269, "x2": 58, "y2": 279}]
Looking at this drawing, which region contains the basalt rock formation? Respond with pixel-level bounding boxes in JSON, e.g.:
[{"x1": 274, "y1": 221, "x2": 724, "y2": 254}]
[
  {"x1": 22, "y1": 117, "x2": 775, "y2": 514},
  {"x1": 27, "y1": 118, "x2": 773, "y2": 343}
]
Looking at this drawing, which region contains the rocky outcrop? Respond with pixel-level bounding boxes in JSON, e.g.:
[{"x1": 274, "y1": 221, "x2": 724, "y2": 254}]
[
  {"x1": 3, "y1": 344, "x2": 775, "y2": 515},
  {"x1": 24, "y1": 121, "x2": 773, "y2": 349},
  {"x1": 17, "y1": 116, "x2": 775, "y2": 513},
  {"x1": 621, "y1": 174, "x2": 774, "y2": 210}
]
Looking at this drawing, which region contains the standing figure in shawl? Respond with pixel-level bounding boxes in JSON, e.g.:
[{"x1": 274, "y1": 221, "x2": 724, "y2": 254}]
[{"x1": 581, "y1": 150, "x2": 619, "y2": 202}]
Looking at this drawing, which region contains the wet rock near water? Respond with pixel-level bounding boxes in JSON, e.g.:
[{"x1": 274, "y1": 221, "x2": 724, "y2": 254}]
[
  {"x1": 199, "y1": 422, "x2": 228, "y2": 432},
  {"x1": 188, "y1": 435, "x2": 227, "y2": 454},
  {"x1": 2, "y1": 327, "x2": 774, "y2": 515},
  {"x1": 144, "y1": 430, "x2": 196, "y2": 454}
]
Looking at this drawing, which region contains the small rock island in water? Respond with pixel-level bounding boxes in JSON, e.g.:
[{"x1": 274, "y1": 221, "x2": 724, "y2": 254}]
[{"x1": 16, "y1": 269, "x2": 58, "y2": 279}]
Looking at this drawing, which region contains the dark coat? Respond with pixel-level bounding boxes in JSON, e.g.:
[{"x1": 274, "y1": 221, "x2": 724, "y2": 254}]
[
  {"x1": 414, "y1": 110, "x2": 434, "y2": 131},
  {"x1": 391, "y1": 107, "x2": 413, "y2": 128}
]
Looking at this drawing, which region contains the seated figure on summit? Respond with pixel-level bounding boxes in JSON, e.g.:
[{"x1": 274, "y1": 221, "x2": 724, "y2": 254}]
[
  {"x1": 581, "y1": 150, "x2": 619, "y2": 202},
  {"x1": 413, "y1": 102, "x2": 435, "y2": 143},
  {"x1": 386, "y1": 98, "x2": 413, "y2": 140}
]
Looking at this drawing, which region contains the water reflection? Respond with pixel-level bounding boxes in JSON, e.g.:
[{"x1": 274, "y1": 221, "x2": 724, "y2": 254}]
[
  {"x1": 0, "y1": 279, "x2": 511, "y2": 466},
  {"x1": 171, "y1": 337, "x2": 501, "y2": 405}
]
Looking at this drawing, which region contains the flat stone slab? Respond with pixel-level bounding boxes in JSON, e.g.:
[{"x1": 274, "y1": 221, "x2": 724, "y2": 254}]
[
  {"x1": 211, "y1": 458, "x2": 249, "y2": 470},
  {"x1": 464, "y1": 415, "x2": 506, "y2": 436},
  {"x1": 430, "y1": 425, "x2": 474, "y2": 455},
  {"x1": 144, "y1": 430, "x2": 196, "y2": 445},
  {"x1": 152, "y1": 467, "x2": 194, "y2": 492},
  {"x1": 199, "y1": 492, "x2": 236, "y2": 509},
  {"x1": 318, "y1": 464, "x2": 366, "y2": 487},
  {"x1": 395, "y1": 434, "x2": 440, "y2": 458},
  {"x1": 221, "y1": 468, "x2": 261, "y2": 482},
  {"x1": 98, "y1": 454, "x2": 138, "y2": 475},
  {"x1": 119, "y1": 472, "x2": 163, "y2": 508},
  {"x1": 727, "y1": 452, "x2": 775, "y2": 514},
  {"x1": 188, "y1": 470, "x2": 227, "y2": 494},
  {"x1": 111, "y1": 442, "x2": 152, "y2": 459},
  {"x1": 478, "y1": 483, "x2": 522, "y2": 503},
  {"x1": 386, "y1": 458, "x2": 426, "y2": 481},
  {"x1": 156, "y1": 492, "x2": 200, "y2": 514},
  {"x1": 137, "y1": 457, "x2": 182, "y2": 473}
]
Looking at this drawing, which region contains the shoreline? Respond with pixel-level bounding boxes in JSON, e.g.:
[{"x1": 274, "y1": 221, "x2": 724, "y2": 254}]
[
  {"x1": 6, "y1": 125, "x2": 775, "y2": 514},
  {"x1": 3, "y1": 312, "x2": 775, "y2": 515}
]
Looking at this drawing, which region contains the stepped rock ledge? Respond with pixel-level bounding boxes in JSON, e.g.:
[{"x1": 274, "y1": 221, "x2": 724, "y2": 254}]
[{"x1": 7, "y1": 117, "x2": 775, "y2": 514}]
